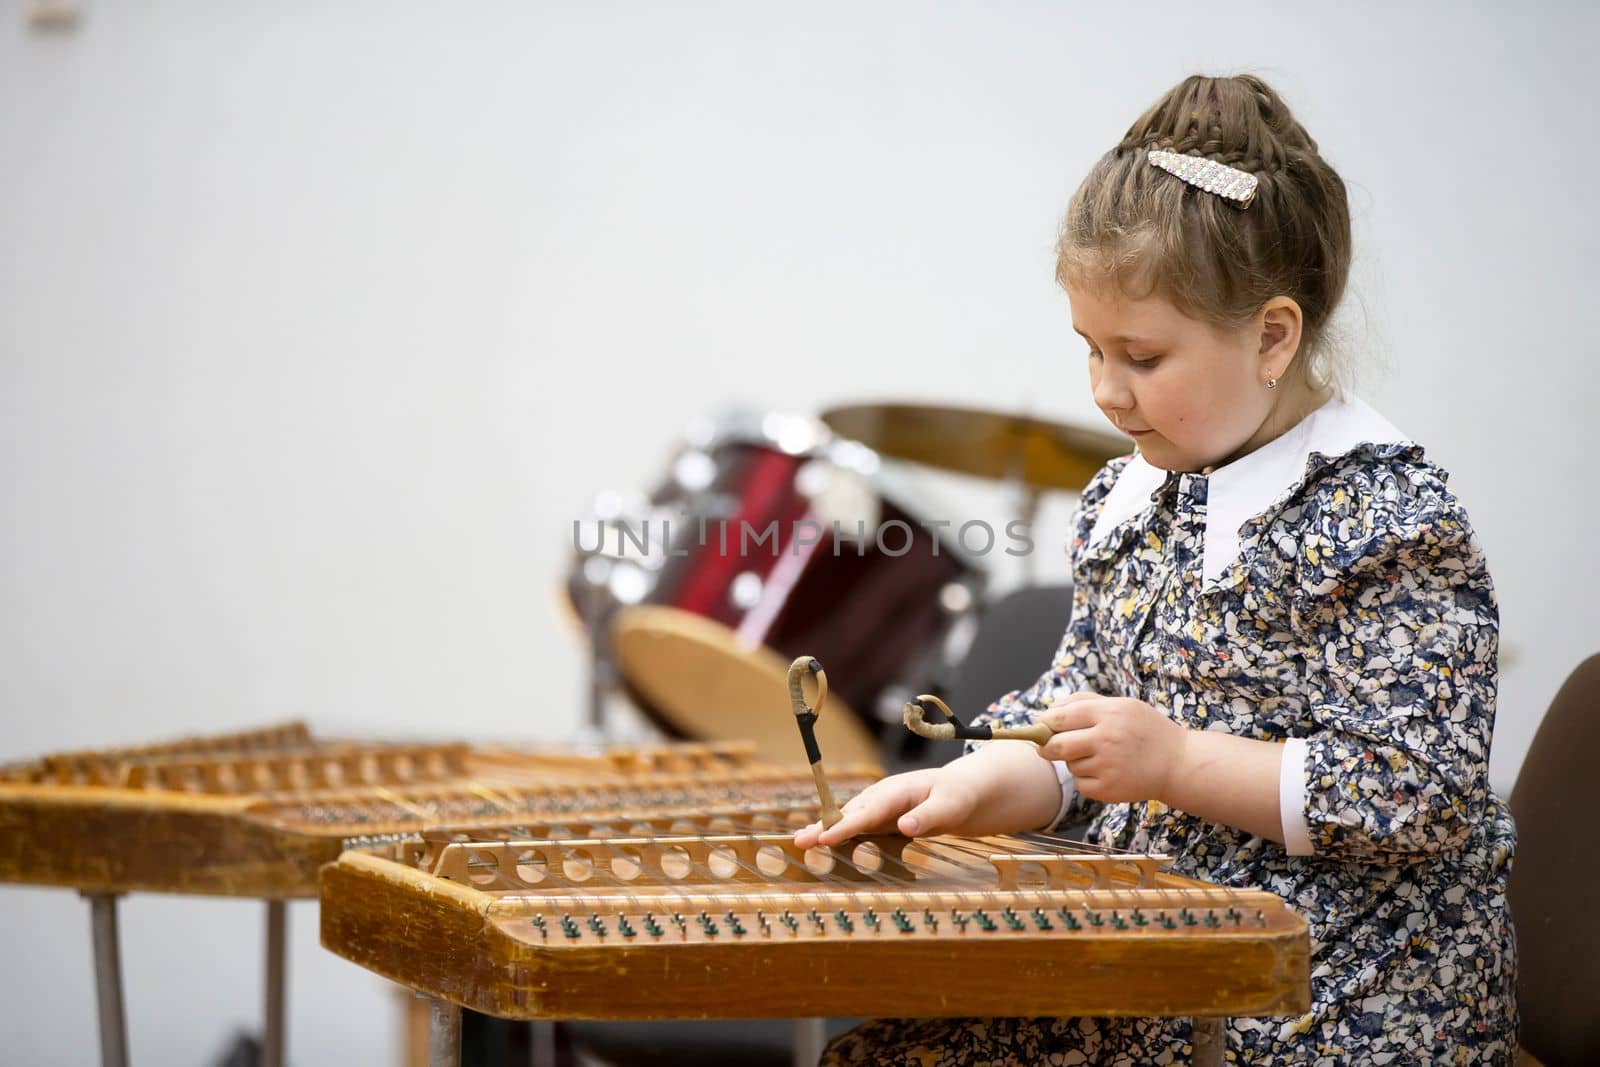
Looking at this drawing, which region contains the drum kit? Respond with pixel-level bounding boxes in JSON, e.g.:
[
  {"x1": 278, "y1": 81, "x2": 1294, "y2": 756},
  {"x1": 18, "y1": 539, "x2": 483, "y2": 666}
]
[{"x1": 566, "y1": 402, "x2": 1128, "y2": 768}]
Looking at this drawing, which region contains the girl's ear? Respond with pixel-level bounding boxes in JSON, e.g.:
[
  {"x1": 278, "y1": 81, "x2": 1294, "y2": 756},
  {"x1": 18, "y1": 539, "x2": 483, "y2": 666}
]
[{"x1": 1259, "y1": 297, "x2": 1304, "y2": 379}]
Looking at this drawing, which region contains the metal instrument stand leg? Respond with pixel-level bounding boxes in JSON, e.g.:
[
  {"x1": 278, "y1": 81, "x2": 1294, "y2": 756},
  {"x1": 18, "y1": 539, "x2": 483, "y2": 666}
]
[
  {"x1": 793, "y1": 1018, "x2": 827, "y2": 1067},
  {"x1": 85, "y1": 892, "x2": 129, "y2": 1067},
  {"x1": 264, "y1": 900, "x2": 287, "y2": 1067},
  {"x1": 1191, "y1": 1017, "x2": 1225, "y2": 1067},
  {"x1": 583, "y1": 580, "x2": 615, "y2": 744},
  {"x1": 1017, "y1": 486, "x2": 1042, "y2": 586},
  {"x1": 428, "y1": 998, "x2": 462, "y2": 1067},
  {"x1": 530, "y1": 1021, "x2": 556, "y2": 1066}
]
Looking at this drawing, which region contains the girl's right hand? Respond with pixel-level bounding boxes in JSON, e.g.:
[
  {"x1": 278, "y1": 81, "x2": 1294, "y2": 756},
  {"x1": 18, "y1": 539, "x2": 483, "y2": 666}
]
[{"x1": 792, "y1": 766, "x2": 979, "y2": 850}]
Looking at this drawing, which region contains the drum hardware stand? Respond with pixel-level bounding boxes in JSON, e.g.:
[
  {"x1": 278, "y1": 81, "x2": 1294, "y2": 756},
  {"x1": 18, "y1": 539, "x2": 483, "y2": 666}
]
[
  {"x1": 903, "y1": 695, "x2": 1231, "y2": 1067},
  {"x1": 84, "y1": 891, "x2": 129, "y2": 1067},
  {"x1": 1017, "y1": 483, "x2": 1043, "y2": 586},
  {"x1": 582, "y1": 577, "x2": 617, "y2": 744}
]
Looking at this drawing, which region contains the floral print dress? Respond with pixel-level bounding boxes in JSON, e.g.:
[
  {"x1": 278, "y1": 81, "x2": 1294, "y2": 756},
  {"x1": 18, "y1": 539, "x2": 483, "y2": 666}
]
[{"x1": 823, "y1": 399, "x2": 1517, "y2": 1066}]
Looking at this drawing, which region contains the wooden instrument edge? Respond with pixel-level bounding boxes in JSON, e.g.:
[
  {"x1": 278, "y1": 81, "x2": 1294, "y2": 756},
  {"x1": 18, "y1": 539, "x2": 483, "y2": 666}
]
[
  {"x1": 0, "y1": 786, "x2": 334, "y2": 897},
  {"x1": 318, "y1": 850, "x2": 1312, "y2": 1020}
]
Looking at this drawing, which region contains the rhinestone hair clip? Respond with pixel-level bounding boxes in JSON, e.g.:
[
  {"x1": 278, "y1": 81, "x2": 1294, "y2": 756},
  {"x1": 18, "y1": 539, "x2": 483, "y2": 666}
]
[{"x1": 1147, "y1": 149, "x2": 1258, "y2": 208}]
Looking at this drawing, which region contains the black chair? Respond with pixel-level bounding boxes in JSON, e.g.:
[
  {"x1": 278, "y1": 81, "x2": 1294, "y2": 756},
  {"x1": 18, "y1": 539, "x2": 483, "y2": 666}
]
[
  {"x1": 1509, "y1": 652, "x2": 1600, "y2": 1066},
  {"x1": 943, "y1": 583, "x2": 1076, "y2": 721}
]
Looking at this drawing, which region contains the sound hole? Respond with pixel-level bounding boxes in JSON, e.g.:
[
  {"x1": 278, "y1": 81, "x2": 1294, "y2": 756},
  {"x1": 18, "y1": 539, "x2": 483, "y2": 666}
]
[
  {"x1": 1013, "y1": 861, "x2": 1049, "y2": 888},
  {"x1": 851, "y1": 841, "x2": 883, "y2": 873},
  {"x1": 562, "y1": 849, "x2": 594, "y2": 882},
  {"x1": 708, "y1": 816, "x2": 735, "y2": 833},
  {"x1": 750, "y1": 813, "x2": 780, "y2": 831},
  {"x1": 515, "y1": 851, "x2": 547, "y2": 884},
  {"x1": 803, "y1": 848, "x2": 835, "y2": 876},
  {"x1": 466, "y1": 850, "x2": 499, "y2": 886},
  {"x1": 755, "y1": 844, "x2": 790, "y2": 877},
  {"x1": 1054, "y1": 863, "x2": 1094, "y2": 890},
  {"x1": 546, "y1": 826, "x2": 574, "y2": 840},
  {"x1": 707, "y1": 845, "x2": 739, "y2": 879},
  {"x1": 661, "y1": 846, "x2": 692, "y2": 880},
  {"x1": 611, "y1": 847, "x2": 642, "y2": 881}
]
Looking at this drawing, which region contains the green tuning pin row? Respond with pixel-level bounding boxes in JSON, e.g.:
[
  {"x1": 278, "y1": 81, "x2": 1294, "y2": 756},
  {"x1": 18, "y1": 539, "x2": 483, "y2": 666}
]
[{"x1": 530, "y1": 903, "x2": 1255, "y2": 942}]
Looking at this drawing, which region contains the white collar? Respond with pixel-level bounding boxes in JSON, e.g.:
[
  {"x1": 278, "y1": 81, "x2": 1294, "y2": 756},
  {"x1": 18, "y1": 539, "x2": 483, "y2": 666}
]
[{"x1": 1086, "y1": 396, "x2": 1411, "y2": 586}]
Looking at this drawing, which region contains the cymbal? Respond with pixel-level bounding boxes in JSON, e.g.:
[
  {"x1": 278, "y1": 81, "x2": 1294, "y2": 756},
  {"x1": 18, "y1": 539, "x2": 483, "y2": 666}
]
[{"x1": 820, "y1": 402, "x2": 1130, "y2": 492}]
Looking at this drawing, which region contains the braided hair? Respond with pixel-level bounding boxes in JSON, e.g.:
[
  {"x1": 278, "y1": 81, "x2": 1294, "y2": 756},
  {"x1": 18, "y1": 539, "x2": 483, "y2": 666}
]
[{"x1": 1057, "y1": 75, "x2": 1353, "y2": 392}]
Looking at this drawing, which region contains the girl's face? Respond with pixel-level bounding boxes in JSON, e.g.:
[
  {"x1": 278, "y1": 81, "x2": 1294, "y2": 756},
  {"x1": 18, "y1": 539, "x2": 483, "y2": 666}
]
[{"x1": 1065, "y1": 284, "x2": 1298, "y2": 473}]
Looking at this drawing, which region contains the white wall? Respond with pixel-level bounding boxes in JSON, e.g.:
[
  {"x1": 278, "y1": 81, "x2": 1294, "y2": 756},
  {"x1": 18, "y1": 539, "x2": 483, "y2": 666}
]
[{"x1": 3, "y1": 2, "x2": 1595, "y2": 1063}]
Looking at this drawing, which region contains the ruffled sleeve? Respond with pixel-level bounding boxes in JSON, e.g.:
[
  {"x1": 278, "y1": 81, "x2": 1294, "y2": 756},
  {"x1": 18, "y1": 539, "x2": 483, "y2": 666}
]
[{"x1": 1285, "y1": 450, "x2": 1498, "y2": 863}]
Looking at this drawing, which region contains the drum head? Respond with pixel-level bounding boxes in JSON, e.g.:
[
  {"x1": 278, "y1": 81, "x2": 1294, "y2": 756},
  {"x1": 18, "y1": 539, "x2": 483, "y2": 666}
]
[{"x1": 611, "y1": 606, "x2": 882, "y2": 768}]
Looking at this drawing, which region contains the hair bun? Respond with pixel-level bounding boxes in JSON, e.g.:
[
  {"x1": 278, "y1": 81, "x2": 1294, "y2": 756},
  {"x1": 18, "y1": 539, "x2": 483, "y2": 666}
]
[{"x1": 1119, "y1": 75, "x2": 1317, "y2": 175}]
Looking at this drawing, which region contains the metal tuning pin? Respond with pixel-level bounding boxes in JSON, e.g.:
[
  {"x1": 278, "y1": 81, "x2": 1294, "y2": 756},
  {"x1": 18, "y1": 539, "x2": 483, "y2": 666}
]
[{"x1": 786, "y1": 657, "x2": 842, "y2": 829}]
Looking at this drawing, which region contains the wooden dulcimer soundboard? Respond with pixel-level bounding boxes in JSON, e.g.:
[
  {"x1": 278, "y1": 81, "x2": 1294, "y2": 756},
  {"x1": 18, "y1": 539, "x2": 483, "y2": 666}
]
[{"x1": 320, "y1": 810, "x2": 1311, "y2": 1022}]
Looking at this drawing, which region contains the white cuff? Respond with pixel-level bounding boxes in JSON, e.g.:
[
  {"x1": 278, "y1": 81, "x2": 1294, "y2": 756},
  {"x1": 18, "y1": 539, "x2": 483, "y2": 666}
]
[
  {"x1": 1278, "y1": 737, "x2": 1314, "y2": 856},
  {"x1": 1043, "y1": 760, "x2": 1076, "y2": 831}
]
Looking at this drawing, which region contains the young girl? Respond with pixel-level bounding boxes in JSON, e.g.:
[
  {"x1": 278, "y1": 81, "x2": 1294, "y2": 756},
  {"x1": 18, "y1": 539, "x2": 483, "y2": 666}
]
[{"x1": 796, "y1": 74, "x2": 1517, "y2": 1064}]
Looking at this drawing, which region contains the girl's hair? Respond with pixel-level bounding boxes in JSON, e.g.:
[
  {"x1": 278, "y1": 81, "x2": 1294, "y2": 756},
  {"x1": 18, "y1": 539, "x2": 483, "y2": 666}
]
[{"x1": 1057, "y1": 74, "x2": 1352, "y2": 391}]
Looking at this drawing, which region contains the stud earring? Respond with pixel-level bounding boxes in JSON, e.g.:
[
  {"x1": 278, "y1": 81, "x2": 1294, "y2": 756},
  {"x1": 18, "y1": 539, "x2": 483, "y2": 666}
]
[{"x1": 1265, "y1": 377, "x2": 1278, "y2": 390}]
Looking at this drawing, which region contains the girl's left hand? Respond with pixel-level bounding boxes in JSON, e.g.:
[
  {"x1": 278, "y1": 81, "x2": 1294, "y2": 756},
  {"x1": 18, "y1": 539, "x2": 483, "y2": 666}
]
[{"x1": 1037, "y1": 691, "x2": 1188, "y2": 804}]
